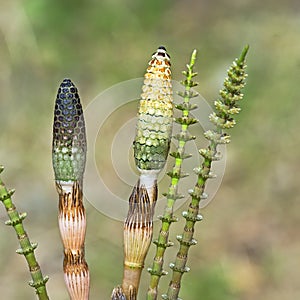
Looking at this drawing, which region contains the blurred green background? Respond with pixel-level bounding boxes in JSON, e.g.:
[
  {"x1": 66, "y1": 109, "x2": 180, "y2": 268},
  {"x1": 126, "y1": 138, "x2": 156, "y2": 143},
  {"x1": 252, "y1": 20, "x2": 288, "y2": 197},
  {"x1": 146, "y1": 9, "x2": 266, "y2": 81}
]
[{"x1": 0, "y1": 0, "x2": 299, "y2": 299}]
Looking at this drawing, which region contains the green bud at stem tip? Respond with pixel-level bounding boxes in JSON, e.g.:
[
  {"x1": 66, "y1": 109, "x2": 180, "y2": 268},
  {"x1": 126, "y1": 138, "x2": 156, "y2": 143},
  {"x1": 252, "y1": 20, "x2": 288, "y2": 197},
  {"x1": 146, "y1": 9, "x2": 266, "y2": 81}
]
[
  {"x1": 238, "y1": 45, "x2": 250, "y2": 64},
  {"x1": 190, "y1": 49, "x2": 197, "y2": 66}
]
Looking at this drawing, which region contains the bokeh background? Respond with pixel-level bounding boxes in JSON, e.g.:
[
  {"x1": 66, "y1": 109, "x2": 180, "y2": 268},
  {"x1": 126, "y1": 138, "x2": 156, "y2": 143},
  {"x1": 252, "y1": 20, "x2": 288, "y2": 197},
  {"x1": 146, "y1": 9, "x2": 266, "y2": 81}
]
[{"x1": 0, "y1": 0, "x2": 299, "y2": 299}]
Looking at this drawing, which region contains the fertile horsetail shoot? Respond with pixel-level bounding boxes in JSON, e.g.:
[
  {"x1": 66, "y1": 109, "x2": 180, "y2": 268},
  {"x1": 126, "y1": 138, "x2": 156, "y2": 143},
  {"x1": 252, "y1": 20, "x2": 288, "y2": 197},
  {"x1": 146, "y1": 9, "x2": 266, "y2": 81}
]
[
  {"x1": 52, "y1": 78, "x2": 89, "y2": 300},
  {"x1": 121, "y1": 46, "x2": 173, "y2": 298}
]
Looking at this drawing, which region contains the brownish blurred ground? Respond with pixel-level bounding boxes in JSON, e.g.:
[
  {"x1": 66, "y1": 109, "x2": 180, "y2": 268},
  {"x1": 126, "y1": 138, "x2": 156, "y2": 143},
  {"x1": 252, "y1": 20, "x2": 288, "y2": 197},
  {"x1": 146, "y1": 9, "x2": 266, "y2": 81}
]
[{"x1": 1, "y1": 0, "x2": 300, "y2": 299}]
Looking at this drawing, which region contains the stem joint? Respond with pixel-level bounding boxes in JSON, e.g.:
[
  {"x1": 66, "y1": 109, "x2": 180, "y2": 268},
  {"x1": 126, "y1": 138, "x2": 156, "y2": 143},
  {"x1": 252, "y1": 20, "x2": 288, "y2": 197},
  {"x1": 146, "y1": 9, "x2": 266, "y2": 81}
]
[
  {"x1": 0, "y1": 189, "x2": 15, "y2": 202},
  {"x1": 147, "y1": 267, "x2": 168, "y2": 277},
  {"x1": 169, "y1": 263, "x2": 190, "y2": 273},
  {"x1": 16, "y1": 242, "x2": 38, "y2": 255},
  {"x1": 158, "y1": 215, "x2": 178, "y2": 223},
  {"x1": 29, "y1": 276, "x2": 49, "y2": 289},
  {"x1": 153, "y1": 239, "x2": 174, "y2": 248},
  {"x1": 182, "y1": 211, "x2": 203, "y2": 222}
]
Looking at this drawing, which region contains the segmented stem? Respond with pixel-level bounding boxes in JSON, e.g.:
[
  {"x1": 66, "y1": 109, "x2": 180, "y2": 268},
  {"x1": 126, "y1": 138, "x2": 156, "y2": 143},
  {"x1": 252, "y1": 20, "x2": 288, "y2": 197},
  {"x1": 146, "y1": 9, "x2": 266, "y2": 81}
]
[
  {"x1": 57, "y1": 181, "x2": 89, "y2": 300},
  {"x1": 52, "y1": 79, "x2": 89, "y2": 300},
  {"x1": 0, "y1": 166, "x2": 49, "y2": 300},
  {"x1": 147, "y1": 50, "x2": 199, "y2": 300},
  {"x1": 122, "y1": 183, "x2": 153, "y2": 298},
  {"x1": 165, "y1": 45, "x2": 249, "y2": 300}
]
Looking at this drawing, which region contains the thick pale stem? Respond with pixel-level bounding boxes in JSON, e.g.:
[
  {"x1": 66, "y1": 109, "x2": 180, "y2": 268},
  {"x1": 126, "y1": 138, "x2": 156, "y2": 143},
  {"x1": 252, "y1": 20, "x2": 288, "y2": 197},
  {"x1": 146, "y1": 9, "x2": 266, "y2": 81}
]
[
  {"x1": 138, "y1": 170, "x2": 159, "y2": 206},
  {"x1": 122, "y1": 267, "x2": 141, "y2": 297},
  {"x1": 122, "y1": 184, "x2": 153, "y2": 299},
  {"x1": 57, "y1": 181, "x2": 89, "y2": 300},
  {"x1": 64, "y1": 248, "x2": 90, "y2": 300},
  {"x1": 57, "y1": 182, "x2": 86, "y2": 250}
]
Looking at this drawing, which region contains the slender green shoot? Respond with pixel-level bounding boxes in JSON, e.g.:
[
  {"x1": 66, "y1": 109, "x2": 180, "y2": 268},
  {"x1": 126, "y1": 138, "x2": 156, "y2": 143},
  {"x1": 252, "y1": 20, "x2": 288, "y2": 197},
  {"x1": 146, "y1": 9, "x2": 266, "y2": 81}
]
[
  {"x1": 147, "y1": 50, "x2": 199, "y2": 300},
  {"x1": 0, "y1": 166, "x2": 50, "y2": 300},
  {"x1": 164, "y1": 45, "x2": 249, "y2": 300}
]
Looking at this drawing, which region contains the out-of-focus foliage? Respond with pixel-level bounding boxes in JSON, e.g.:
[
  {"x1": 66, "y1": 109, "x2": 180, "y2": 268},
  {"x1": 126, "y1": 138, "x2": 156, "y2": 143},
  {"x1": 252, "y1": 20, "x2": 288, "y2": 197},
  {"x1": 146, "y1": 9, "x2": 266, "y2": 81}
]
[{"x1": 0, "y1": 0, "x2": 299, "y2": 299}]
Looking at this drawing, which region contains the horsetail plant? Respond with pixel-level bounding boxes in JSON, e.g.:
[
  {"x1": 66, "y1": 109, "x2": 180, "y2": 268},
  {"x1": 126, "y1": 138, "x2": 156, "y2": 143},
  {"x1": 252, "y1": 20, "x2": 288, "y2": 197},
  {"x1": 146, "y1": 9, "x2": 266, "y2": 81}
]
[
  {"x1": 121, "y1": 46, "x2": 173, "y2": 299},
  {"x1": 1, "y1": 45, "x2": 250, "y2": 300},
  {"x1": 52, "y1": 78, "x2": 89, "y2": 300},
  {"x1": 147, "y1": 49, "x2": 199, "y2": 300},
  {"x1": 164, "y1": 45, "x2": 249, "y2": 300},
  {"x1": 0, "y1": 166, "x2": 49, "y2": 300}
]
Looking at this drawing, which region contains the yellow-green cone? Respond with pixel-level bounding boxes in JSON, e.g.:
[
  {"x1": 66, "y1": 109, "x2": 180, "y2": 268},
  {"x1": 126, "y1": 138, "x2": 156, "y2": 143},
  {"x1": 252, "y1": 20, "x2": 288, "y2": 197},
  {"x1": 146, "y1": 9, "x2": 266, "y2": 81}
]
[{"x1": 133, "y1": 46, "x2": 173, "y2": 171}]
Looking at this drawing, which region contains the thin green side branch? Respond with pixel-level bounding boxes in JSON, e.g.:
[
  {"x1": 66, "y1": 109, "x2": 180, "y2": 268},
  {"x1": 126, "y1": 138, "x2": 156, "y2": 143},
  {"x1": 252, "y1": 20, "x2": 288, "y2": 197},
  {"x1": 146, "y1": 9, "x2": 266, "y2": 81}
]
[
  {"x1": 0, "y1": 166, "x2": 50, "y2": 300},
  {"x1": 165, "y1": 45, "x2": 249, "y2": 300},
  {"x1": 147, "y1": 50, "x2": 199, "y2": 300}
]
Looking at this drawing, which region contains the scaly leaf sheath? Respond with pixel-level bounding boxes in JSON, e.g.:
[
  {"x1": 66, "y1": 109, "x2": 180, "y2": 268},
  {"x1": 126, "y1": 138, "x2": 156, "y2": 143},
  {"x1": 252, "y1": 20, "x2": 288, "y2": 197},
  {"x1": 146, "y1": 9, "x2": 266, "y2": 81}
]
[
  {"x1": 58, "y1": 181, "x2": 89, "y2": 300},
  {"x1": 52, "y1": 79, "x2": 89, "y2": 300},
  {"x1": 111, "y1": 285, "x2": 137, "y2": 300},
  {"x1": 122, "y1": 183, "x2": 153, "y2": 298},
  {"x1": 165, "y1": 45, "x2": 249, "y2": 300},
  {"x1": 111, "y1": 286, "x2": 128, "y2": 300},
  {"x1": 147, "y1": 50, "x2": 199, "y2": 300},
  {"x1": 0, "y1": 166, "x2": 49, "y2": 300}
]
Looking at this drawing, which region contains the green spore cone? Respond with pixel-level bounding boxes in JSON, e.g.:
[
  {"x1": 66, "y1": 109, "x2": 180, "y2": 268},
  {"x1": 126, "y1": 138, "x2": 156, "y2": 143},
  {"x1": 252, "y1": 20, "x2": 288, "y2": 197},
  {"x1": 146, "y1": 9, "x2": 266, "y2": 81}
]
[{"x1": 52, "y1": 78, "x2": 86, "y2": 183}]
